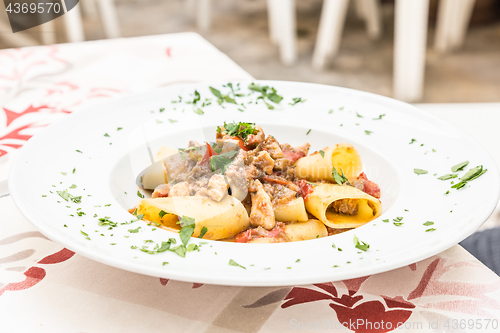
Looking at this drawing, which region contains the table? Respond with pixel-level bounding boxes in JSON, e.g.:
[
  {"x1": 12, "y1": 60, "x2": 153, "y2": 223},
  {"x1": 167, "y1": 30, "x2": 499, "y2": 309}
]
[{"x1": 1, "y1": 33, "x2": 500, "y2": 333}]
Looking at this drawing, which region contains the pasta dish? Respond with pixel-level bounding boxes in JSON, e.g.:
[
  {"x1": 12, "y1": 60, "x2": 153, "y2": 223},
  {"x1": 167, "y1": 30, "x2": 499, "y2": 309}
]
[{"x1": 132, "y1": 122, "x2": 382, "y2": 243}]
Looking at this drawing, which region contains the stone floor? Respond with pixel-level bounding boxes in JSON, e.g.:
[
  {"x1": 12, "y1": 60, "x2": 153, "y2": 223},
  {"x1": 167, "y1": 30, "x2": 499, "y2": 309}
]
[{"x1": 2, "y1": 0, "x2": 499, "y2": 103}]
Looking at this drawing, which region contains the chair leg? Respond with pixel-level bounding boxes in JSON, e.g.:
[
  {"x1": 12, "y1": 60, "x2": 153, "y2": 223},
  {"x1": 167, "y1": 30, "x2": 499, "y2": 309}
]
[
  {"x1": 434, "y1": 0, "x2": 453, "y2": 52},
  {"x1": 80, "y1": 0, "x2": 98, "y2": 17},
  {"x1": 266, "y1": 0, "x2": 280, "y2": 45},
  {"x1": 393, "y1": 0, "x2": 429, "y2": 102},
  {"x1": 450, "y1": 0, "x2": 475, "y2": 49},
  {"x1": 197, "y1": 0, "x2": 211, "y2": 33},
  {"x1": 362, "y1": 0, "x2": 382, "y2": 40},
  {"x1": 63, "y1": 2, "x2": 85, "y2": 42},
  {"x1": 274, "y1": 0, "x2": 297, "y2": 66},
  {"x1": 312, "y1": 0, "x2": 350, "y2": 70},
  {"x1": 96, "y1": 0, "x2": 121, "y2": 38},
  {"x1": 435, "y1": 0, "x2": 475, "y2": 52},
  {"x1": 0, "y1": 19, "x2": 38, "y2": 47},
  {"x1": 40, "y1": 20, "x2": 57, "y2": 45}
]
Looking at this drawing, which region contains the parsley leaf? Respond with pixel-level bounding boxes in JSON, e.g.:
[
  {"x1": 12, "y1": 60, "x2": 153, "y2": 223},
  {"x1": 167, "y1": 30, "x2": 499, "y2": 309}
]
[
  {"x1": 218, "y1": 121, "x2": 257, "y2": 140},
  {"x1": 178, "y1": 215, "x2": 196, "y2": 246},
  {"x1": 211, "y1": 150, "x2": 238, "y2": 174},
  {"x1": 199, "y1": 226, "x2": 208, "y2": 238},
  {"x1": 414, "y1": 169, "x2": 428, "y2": 175},
  {"x1": 290, "y1": 97, "x2": 306, "y2": 105},
  {"x1": 319, "y1": 150, "x2": 325, "y2": 158},
  {"x1": 451, "y1": 161, "x2": 469, "y2": 172},
  {"x1": 229, "y1": 259, "x2": 246, "y2": 269},
  {"x1": 437, "y1": 174, "x2": 458, "y2": 180},
  {"x1": 353, "y1": 235, "x2": 370, "y2": 252},
  {"x1": 332, "y1": 167, "x2": 350, "y2": 186},
  {"x1": 451, "y1": 165, "x2": 487, "y2": 190}
]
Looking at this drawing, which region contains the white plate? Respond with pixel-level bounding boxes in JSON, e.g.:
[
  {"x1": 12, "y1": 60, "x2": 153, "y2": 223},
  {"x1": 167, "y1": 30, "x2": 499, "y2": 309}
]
[{"x1": 9, "y1": 81, "x2": 500, "y2": 286}]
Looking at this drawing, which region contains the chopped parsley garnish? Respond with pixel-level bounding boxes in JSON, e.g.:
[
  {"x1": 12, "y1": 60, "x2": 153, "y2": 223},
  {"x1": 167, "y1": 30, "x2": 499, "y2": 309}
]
[
  {"x1": 451, "y1": 165, "x2": 487, "y2": 190},
  {"x1": 56, "y1": 190, "x2": 81, "y2": 203},
  {"x1": 414, "y1": 169, "x2": 428, "y2": 175},
  {"x1": 438, "y1": 174, "x2": 458, "y2": 180},
  {"x1": 425, "y1": 228, "x2": 436, "y2": 232},
  {"x1": 168, "y1": 119, "x2": 178, "y2": 123},
  {"x1": 210, "y1": 150, "x2": 238, "y2": 174},
  {"x1": 76, "y1": 150, "x2": 82, "y2": 153},
  {"x1": 290, "y1": 97, "x2": 306, "y2": 105},
  {"x1": 169, "y1": 245, "x2": 187, "y2": 258},
  {"x1": 319, "y1": 150, "x2": 325, "y2": 158},
  {"x1": 393, "y1": 223, "x2": 404, "y2": 226},
  {"x1": 382, "y1": 219, "x2": 389, "y2": 223},
  {"x1": 128, "y1": 226, "x2": 141, "y2": 233},
  {"x1": 193, "y1": 108, "x2": 204, "y2": 115},
  {"x1": 61, "y1": 172, "x2": 66, "y2": 175},
  {"x1": 209, "y1": 86, "x2": 237, "y2": 105},
  {"x1": 199, "y1": 226, "x2": 208, "y2": 238},
  {"x1": 451, "y1": 161, "x2": 469, "y2": 172},
  {"x1": 248, "y1": 83, "x2": 283, "y2": 109},
  {"x1": 332, "y1": 167, "x2": 350, "y2": 186},
  {"x1": 423, "y1": 221, "x2": 434, "y2": 226},
  {"x1": 356, "y1": 112, "x2": 363, "y2": 118},
  {"x1": 159, "y1": 210, "x2": 168, "y2": 218},
  {"x1": 117, "y1": 127, "x2": 122, "y2": 131},
  {"x1": 178, "y1": 215, "x2": 196, "y2": 246},
  {"x1": 364, "y1": 130, "x2": 373, "y2": 135},
  {"x1": 393, "y1": 216, "x2": 403, "y2": 222},
  {"x1": 104, "y1": 133, "x2": 110, "y2": 137},
  {"x1": 373, "y1": 114, "x2": 385, "y2": 120},
  {"x1": 98, "y1": 216, "x2": 117, "y2": 227},
  {"x1": 218, "y1": 121, "x2": 257, "y2": 141},
  {"x1": 328, "y1": 109, "x2": 333, "y2": 114},
  {"x1": 137, "y1": 191, "x2": 145, "y2": 198},
  {"x1": 306, "y1": 129, "x2": 311, "y2": 135},
  {"x1": 353, "y1": 235, "x2": 369, "y2": 252},
  {"x1": 409, "y1": 139, "x2": 416, "y2": 144},
  {"x1": 229, "y1": 259, "x2": 246, "y2": 269}
]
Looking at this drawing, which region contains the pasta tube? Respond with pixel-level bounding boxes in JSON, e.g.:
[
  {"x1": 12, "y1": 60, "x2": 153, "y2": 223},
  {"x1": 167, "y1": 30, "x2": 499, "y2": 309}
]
[
  {"x1": 273, "y1": 197, "x2": 309, "y2": 222},
  {"x1": 305, "y1": 183, "x2": 382, "y2": 229},
  {"x1": 283, "y1": 219, "x2": 328, "y2": 241},
  {"x1": 141, "y1": 146, "x2": 177, "y2": 190},
  {"x1": 136, "y1": 195, "x2": 250, "y2": 240},
  {"x1": 247, "y1": 219, "x2": 328, "y2": 243},
  {"x1": 294, "y1": 144, "x2": 363, "y2": 181}
]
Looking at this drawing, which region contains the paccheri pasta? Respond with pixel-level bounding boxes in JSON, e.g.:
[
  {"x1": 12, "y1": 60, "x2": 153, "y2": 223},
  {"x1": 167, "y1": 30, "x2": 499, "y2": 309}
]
[{"x1": 132, "y1": 122, "x2": 382, "y2": 243}]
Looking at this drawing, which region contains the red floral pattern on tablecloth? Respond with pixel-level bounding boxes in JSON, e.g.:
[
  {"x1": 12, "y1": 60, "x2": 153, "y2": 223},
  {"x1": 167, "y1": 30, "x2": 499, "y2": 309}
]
[
  {"x1": 278, "y1": 258, "x2": 500, "y2": 332},
  {"x1": 0, "y1": 45, "x2": 125, "y2": 158}
]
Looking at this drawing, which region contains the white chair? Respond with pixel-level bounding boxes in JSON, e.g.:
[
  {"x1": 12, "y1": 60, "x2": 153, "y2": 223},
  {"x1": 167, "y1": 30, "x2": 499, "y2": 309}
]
[
  {"x1": 312, "y1": 0, "x2": 382, "y2": 70},
  {"x1": 434, "y1": 0, "x2": 476, "y2": 52},
  {"x1": 266, "y1": 0, "x2": 297, "y2": 66},
  {"x1": 40, "y1": 0, "x2": 121, "y2": 45},
  {"x1": 393, "y1": 0, "x2": 429, "y2": 102}
]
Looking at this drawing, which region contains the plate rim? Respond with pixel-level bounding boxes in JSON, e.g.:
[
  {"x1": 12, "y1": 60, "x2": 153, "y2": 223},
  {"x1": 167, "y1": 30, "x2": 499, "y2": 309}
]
[{"x1": 8, "y1": 80, "x2": 500, "y2": 286}]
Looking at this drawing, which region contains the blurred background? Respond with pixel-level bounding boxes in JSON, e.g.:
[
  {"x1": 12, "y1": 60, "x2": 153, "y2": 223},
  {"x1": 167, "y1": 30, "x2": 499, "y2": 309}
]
[{"x1": 1, "y1": 0, "x2": 499, "y2": 103}]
